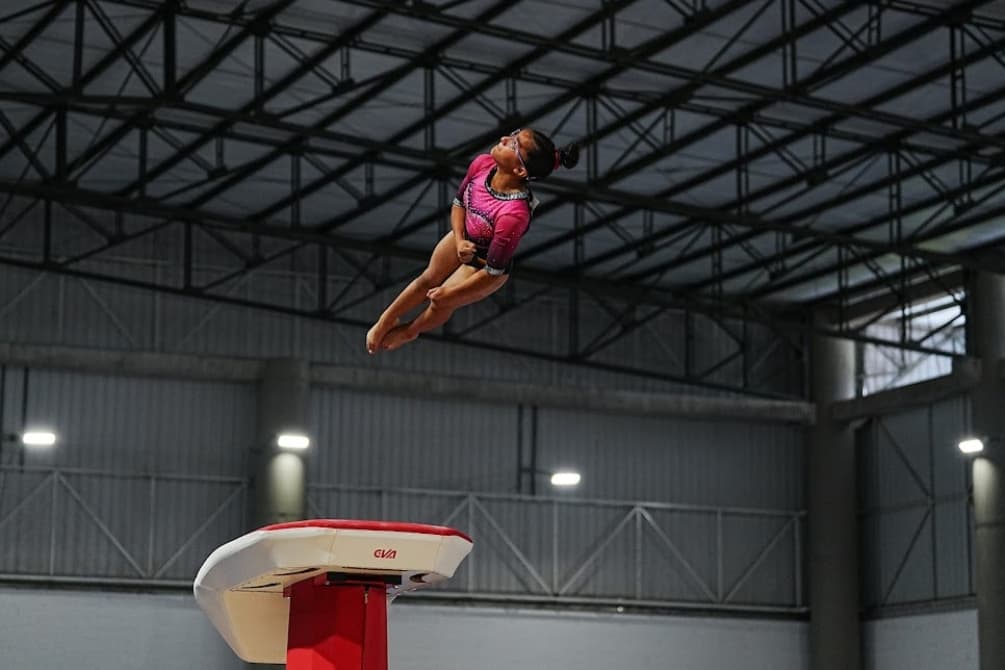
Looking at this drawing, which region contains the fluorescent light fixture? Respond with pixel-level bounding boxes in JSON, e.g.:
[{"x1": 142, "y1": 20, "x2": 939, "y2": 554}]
[
  {"x1": 276, "y1": 433, "x2": 310, "y2": 450},
  {"x1": 550, "y1": 471, "x2": 581, "y2": 487},
  {"x1": 21, "y1": 431, "x2": 56, "y2": 447},
  {"x1": 959, "y1": 438, "x2": 984, "y2": 454}
]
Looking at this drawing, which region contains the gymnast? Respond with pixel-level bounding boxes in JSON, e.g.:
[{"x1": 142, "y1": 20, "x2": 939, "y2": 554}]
[{"x1": 366, "y1": 128, "x2": 580, "y2": 354}]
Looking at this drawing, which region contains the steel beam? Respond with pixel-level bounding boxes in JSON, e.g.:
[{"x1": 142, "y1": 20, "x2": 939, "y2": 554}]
[
  {"x1": 520, "y1": 1, "x2": 1003, "y2": 274},
  {"x1": 324, "y1": 0, "x2": 864, "y2": 238},
  {"x1": 0, "y1": 176, "x2": 966, "y2": 361}
]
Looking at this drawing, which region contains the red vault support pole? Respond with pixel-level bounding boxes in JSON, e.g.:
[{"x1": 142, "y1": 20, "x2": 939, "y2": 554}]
[{"x1": 286, "y1": 577, "x2": 389, "y2": 670}]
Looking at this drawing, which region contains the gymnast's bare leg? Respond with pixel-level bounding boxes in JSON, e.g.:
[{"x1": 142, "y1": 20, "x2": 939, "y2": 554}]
[
  {"x1": 365, "y1": 231, "x2": 465, "y2": 354},
  {"x1": 381, "y1": 265, "x2": 508, "y2": 351}
]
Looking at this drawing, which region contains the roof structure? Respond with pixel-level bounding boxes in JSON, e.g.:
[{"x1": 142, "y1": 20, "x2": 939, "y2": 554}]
[{"x1": 0, "y1": 0, "x2": 1003, "y2": 395}]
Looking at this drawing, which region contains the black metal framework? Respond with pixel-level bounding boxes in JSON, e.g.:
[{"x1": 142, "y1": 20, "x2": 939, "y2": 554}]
[{"x1": 0, "y1": 0, "x2": 1002, "y2": 396}]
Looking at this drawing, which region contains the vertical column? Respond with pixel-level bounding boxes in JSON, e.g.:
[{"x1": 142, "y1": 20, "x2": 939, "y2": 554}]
[
  {"x1": 253, "y1": 358, "x2": 310, "y2": 528},
  {"x1": 808, "y1": 314, "x2": 861, "y2": 670},
  {"x1": 286, "y1": 579, "x2": 388, "y2": 670},
  {"x1": 968, "y1": 273, "x2": 1005, "y2": 670}
]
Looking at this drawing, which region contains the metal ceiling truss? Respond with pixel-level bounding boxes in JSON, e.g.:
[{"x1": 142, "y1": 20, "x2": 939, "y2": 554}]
[{"x1": 0, "y1": 0, "x2": 1002, "y2": 396}]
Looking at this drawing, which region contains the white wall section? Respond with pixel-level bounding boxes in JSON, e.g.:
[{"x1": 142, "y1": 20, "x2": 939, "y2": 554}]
[{"x1": 0, "y1": 586, "x2": 809, "y2": 670}]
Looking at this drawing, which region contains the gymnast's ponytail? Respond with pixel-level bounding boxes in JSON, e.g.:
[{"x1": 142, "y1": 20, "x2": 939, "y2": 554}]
[{"x1": 524, "y1": 130, "x2": 580, "y2": 180}]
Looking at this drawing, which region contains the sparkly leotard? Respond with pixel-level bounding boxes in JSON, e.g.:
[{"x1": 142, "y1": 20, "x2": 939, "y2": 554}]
[{"x1": 452, "y1": 154, "x2": 534, "y2": 275}]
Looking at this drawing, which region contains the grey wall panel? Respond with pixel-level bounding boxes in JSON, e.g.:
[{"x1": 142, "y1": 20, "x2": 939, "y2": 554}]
[
  {"x1": 468, "y1": 497, "x2": 556, "y2": 596},
  {"x1": 0, "y1": 262, "x2": 801, "y2": 396},
  {"x1": 0, "y1": 587, "x2": 242, "y2": 670},
  {"x1": 863, "y1": 609, "x2": 978, "y2": 670},
  {"x1": 160, "y1": 270, "x2": 312, "y2": 359},
  {"x1": 307, "y1": 488, "x2": 473, "y2": 535},
  {"x1": 309, "y1": 388, "x2": 520, "y2": 491},
  {"x1": 0, "y1": 368, "x2": 254, "y2": 582},
  {"x1": 307, "y1": 485, "x2": 386, "y2": 520},
  {"x1": 928, "y1": 397, "x2": 973, "y2": 599},
  {"x1": 0, "y1": 366, "x2": 806, "y2": 603},
  {"x1": 306, "y1": 486, "x2": 803, "y2": 610},
  {"x1": 0, "y1": 470, "x2": 53, "y2": 574},
  {"x1": 14, "y1": 368, "x2": 254, "y2": 476},
  {"x1": 0, "y1": 587, "x2": 810, "y2": 670},
  {"x1": 549, "y1": 501, "x2": 636, "y2": 599},
  {"x1": 642, "y1": 507, "x2": 720, "y2": 602},
  {"x1": 865, "y1": 410, "x2": 934, "y2": 508},
  {"x1": 0, "y1": 262, "x2": 162, "y2": 351},
  {"x1": 389, "y1": 604, "x2": 808, "y2": 670},
  {"x1": 0, "y1": 359, "x2": 807, "y2": 605},
  {"x1": 305, "y1": 391, "x2": 804, "y2": 609},
  {"x1": 54, "y1": 471, "x2": 153, "y2": 578},
  {"x1": 308, "y1": 389, "x2": 804, "y2": 504},
  {"x1": 0, "y1": 469, "x2": 248, "y2": 582},
  {"x1": 931, "y1": 498, "x2": 972, "y2": 599},
  {"x1": 859, "y1": 395, "x2": 972, "y2": 609},
  {"x1": 721, "y1": 513, "x2": 799, "y2": 606},
  {"x1": 150, "y1": 477, "x2": 249, "y2": 581},
  {"x1": 536, "y1": 408, "x2": 805, "y2": 508}
]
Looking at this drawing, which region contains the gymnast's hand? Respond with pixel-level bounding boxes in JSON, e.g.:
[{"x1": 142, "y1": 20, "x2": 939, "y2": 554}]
[
  {"x1": 455, "y1": 239, "x2": 476, "y2": 263},
  {"x1": 426, "y1": 285, "x2": 452, "y2": 307}
]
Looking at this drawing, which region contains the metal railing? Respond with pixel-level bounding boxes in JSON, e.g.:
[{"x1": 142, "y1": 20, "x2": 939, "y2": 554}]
[
  {"x1": 0, "y1": 467, "x2": 806, "y2": 613},
  {"x1": 0, "y1": 465, "x2": 247, "y2": 586},
  {"x1": 308, "y1": 483, "x2": 806, "y2": 614}
]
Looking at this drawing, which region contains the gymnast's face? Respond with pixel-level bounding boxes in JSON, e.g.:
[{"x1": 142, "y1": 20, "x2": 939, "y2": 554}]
[{"x1": 492, "y1": 129, "x2": 534, "y2": 179}]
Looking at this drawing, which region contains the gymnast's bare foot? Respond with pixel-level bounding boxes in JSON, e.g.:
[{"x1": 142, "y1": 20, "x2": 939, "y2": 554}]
[
  {"x1": 382, "y1": 323, "x2": 418, "y2": 351},
  {"x1": 365, "y1": 317, "x2": 398, "y2": 354}
]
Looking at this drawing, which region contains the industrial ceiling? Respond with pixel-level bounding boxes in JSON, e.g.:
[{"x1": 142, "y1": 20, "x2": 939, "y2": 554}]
[{"x1": 0, "y1": 0, "x2": 1003, "y2": 395}]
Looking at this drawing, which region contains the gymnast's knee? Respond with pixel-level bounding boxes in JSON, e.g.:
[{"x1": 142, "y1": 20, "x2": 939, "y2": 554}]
[
  {"x1": 416, "y1": 269, "x2": 439, "y2": 290},
  {"x1": 427, "y1": 300, "x2": 456, "y2": 319}
]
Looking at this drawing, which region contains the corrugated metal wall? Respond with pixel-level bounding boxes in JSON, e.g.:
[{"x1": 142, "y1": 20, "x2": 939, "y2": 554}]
[
  {"x1": 536, "y1": 408, "x2": 804, "y2": 508},
  {"x1": 11, "y1": 367, "x2": 254, "y2": 475},
  {"x1": 309, "y1": 389, "x2": 519, "y2": 491},
  {"x1": 307, "y1": 388, "x2": 805, "y2": 609},
  {"x1": 303, "y1": 485, "x2": 802, "y2": 609},
  {"x1": 1, "y1": 359, "x2": 979, "y2": 613},
  {"x1": 0, "y1": 257, "x2": 800, "y2": 396},
  {"x1": 0, "y1": 254, "x2": 981, "y2": 614},
  {"x1": 0, "y1": 367, "x2": 253, "y2": 581},
  {"x1": 0, "y1": 365, "x2": 805, "y2": 609},
  {"x1": 858, "y1": 395, "x2": 973, "y2": 609},
  {"x1": 308, "y1": 387, "x2": 804, "y2": 506}
]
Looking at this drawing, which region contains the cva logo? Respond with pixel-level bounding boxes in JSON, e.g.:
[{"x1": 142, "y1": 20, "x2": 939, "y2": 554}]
[{"x1": 373, "y1": 548, "x2": 397, "y2": 559}]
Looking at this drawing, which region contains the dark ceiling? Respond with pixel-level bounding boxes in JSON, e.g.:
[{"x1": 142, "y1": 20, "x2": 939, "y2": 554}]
[{"x1": 0, "y1": 0, "x2": 1003, "y2": 395}]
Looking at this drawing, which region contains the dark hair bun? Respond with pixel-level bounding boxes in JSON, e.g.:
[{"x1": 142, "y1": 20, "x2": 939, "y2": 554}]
[{"x1": 558, "y1": 143, "x2": 580, "y2": 170}]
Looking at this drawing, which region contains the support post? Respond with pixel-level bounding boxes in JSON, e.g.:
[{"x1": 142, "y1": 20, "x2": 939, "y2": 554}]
[
  {"x1": 286, "y1": 578, "x2": 388, "y2": 670},
  {"x1": 253, "y1": 358, "x2": 310, "y2": 528},
  {"x1": 808, "y1": 311, "x2": 861, "y2": 670},
  {"x1": 968, "y1": 272, "x2": 1005, "y2": 670}
]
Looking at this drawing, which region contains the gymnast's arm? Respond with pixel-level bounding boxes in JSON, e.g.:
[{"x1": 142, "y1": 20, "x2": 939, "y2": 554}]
[
  {"x1": 451, "y1": 203, "x2": 474, "y2": 262},
  {"x1": 428, "y1": 212, "x2": 527, "y2": 307}
]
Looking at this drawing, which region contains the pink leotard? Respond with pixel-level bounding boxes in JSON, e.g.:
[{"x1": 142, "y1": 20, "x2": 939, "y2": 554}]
[{"x1": 452, "y1": 154, "x2": 533, "y2": 275}]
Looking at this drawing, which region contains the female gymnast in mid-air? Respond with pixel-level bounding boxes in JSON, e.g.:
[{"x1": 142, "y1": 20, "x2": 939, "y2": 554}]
[{"x1": 366, "y1": 128, "x2": 580, "y2": 354}]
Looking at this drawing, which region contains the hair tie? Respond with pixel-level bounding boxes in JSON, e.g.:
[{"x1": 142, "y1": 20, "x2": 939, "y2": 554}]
[{"x1": 553, "y1": 150, "x2": 561, "y2": 170}]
